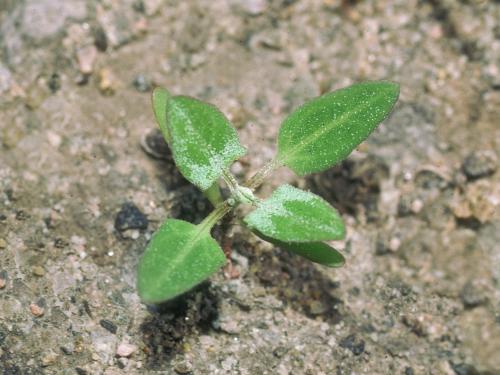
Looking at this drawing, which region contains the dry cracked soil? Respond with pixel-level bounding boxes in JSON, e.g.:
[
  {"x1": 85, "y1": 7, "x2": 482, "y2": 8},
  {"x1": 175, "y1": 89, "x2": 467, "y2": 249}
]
[{"x1": 0, "y1": 0, "x2": 499, "y2": 374}]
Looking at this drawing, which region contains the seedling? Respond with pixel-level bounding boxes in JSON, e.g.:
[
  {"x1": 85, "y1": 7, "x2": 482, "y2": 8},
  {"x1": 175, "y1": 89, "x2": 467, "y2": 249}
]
[{"x1": 138, "y1": 81, "x2": 399, "y2": 303}]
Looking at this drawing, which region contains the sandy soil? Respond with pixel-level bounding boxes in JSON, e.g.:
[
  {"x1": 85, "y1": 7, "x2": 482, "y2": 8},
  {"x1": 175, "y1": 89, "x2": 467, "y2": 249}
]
[{"x1": 0, "y1": 0, "x2": 499, "y2": 374}]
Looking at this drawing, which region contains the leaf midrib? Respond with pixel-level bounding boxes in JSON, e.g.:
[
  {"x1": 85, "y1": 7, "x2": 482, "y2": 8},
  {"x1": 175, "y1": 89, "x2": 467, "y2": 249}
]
[
  {"x1": 169, "y1": 99, "x2": 221, "y2": 188},
  {"x1": 270, "y1": 205, "x2": 342, "y2": 240},
  {"x1": 278, "y1": 92, "x2": 385, "y2": 166},
  {"x1": 148, "y1": 221, "x2": 210, "y2": 302},
  {"x1": 250, "y1": 198, "x2": 343, "y2": 241}
]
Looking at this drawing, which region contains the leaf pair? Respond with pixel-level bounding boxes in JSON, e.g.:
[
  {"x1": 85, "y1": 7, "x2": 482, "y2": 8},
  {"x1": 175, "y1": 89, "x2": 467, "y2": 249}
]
[
  {"x1": 139, "y1": 81, "x2": 400, "y2": 303},
  {"x1": 153, "y1": 81, "x2": 400, "y2": 190}
]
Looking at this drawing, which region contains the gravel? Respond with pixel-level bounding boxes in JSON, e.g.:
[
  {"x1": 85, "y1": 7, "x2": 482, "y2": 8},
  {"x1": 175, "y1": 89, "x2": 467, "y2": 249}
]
[
  {"x1": 0, "y1": 0, "x2": 498, "y2": 373},
  {"x1": 462, "y1": 150, "x2": 497, "y2": 180},
  {"x1": 114, "y1": 202, "x2": 149, "y2": 232}
]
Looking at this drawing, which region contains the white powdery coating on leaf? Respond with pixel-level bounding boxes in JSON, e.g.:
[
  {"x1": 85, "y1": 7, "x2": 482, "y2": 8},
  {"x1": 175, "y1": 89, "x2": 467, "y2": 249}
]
[
  {"x1": 184, "y1": 141, "x2": 246, "y2": 191},
  {"x1": 246, "y1": 184, "x2": 336, "y2": 238},
  {"x1": 169, "y1": 98, "x2": 246, "y2": 191}
]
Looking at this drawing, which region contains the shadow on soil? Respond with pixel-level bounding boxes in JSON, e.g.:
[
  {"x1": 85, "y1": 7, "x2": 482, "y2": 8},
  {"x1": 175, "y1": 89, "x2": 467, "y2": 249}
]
[
  {"x1": 140, "y1": 282, "x2": 220, "y2": 369},
  {"x1": 237, "y1": 157, "x2": 390, "y2": 323},
  {"x1": 307, "y1": 156, "x2": 389, "y2": 222},
  {"x1": 140, "y1": 142, "x2": 390, "y2": 365}
]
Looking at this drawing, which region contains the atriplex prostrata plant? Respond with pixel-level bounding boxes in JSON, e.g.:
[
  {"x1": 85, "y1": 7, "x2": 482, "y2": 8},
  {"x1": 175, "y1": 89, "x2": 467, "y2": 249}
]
[{"x1": 138, "y1": 81, "x2": 400, "y2": 303}]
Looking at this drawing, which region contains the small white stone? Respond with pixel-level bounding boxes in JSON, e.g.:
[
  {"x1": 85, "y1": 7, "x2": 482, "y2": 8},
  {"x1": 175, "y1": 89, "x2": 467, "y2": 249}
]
[
  {"x1": 76, "y1": 45, "x2": 98, "y2": 74},
  {"x1": 233, "y1": 0, "x2": 268, "y2": 15},
  {"x1": 411, "y1": 199, "x2": 423, "y2": 213},
  {"x1": 116, "y1": 342, "x2": 137, "y2": 358},
  {"x1": 389, "y1": 237, "x2": 401, "y2": 252},
  {"x1": 47, "y1": 131, "x2": 62, "y2": 148}
]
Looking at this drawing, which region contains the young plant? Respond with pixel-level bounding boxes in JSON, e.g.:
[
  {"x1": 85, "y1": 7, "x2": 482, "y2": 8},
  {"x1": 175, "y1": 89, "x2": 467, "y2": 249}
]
[{"x1": 138, "y1": 81, "x2": 399, "y2": 303}]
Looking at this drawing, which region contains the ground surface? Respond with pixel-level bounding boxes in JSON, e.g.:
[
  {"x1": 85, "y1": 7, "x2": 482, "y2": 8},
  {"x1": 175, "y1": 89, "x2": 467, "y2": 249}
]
[{"x1": 0, "y1": 0, "x2": 499, "y2": 374}]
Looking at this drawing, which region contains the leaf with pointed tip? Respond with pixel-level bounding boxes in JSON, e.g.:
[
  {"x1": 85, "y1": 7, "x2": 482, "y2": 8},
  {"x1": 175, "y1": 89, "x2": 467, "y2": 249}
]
[
  {"x1": 152, "y1": 87, "x2": 171, "y2": 143},
  {"x1": 277, "y1": 81, "x2": 399, "y2": 175},
  {"x1": 137, "y1": 219, "x2": 226, "y2": 304},
  {"x1": 166, "y1": 96, "x2": 246, "y2": 191},
  {"x1": 253, "y1": 230, "x2": 345, "y2": 267},
  {"x1": 152, "y1": 89, "x2": 224, "y2": 205},
  {"x1": 243, "y1": 184, "x2": 345, "y2": 242}
]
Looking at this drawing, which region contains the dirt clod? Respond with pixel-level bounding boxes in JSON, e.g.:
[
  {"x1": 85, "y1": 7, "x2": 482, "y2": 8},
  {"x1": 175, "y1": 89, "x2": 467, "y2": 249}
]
[
  {"x1": 115, "y1": 202, "x2": 149, "y2": 232},
  {"x1": 462, "y1": 150, "x2": 497, "y2": 180}
]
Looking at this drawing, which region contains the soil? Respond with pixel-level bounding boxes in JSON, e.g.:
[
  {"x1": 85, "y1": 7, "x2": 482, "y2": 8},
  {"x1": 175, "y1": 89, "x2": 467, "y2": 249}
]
[{"x1": 0, "y1": 0, "x2": 499, "y2": 374}]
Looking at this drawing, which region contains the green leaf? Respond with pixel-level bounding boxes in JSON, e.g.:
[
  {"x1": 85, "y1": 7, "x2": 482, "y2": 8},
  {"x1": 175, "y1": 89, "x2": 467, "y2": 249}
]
[
  {"x1": 152, "y1": 88, "x2": 224, "y2": 206},
  {"x1": 243, "y1": 184, "x2": 345, "y2": 242},
  {"x1": 152, "y1": 87, "x2": 171, "y2": 143},
  {"x1": 254, "y1": 230, "x2": 345, "y2": 267},
  {"x1": 166, "y1": 96, "x2": 246, "y2": 191},
  {"x1": 137, "y1": 219, "x2": 226, "y2": 303},
  {"x1": 277, "y1": 81, "x2": 399, "y2": 175}
]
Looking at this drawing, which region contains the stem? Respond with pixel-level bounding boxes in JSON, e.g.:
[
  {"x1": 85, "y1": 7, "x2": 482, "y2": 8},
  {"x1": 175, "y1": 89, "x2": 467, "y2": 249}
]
[
  {"x1": 222, "y1": 169, "x2": 239, "y2": 192},
  {"x1": 198, "y1": 158, "x2": 281, "y2": 233},
  {"x1": 203, "y1": 183, "x2": 224, "y2": 207},
  {"x1": 199, "y1": 201, "x2": 232, "y2": 233},
  {"x1": 245, "y1": 158, "x2": 281, "y2": 191}
]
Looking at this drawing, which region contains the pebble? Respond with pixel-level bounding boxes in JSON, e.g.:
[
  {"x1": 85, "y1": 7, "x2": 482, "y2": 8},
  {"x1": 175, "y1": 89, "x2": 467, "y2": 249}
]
[
  {"x1": 117, "y1": 357, "x2": 128, "y2": 369},
  {"x1": 450, "y1": 181, "x2": 496, "y2": 224},
  {"x1": 30, "y1": 303, "x2": 45, "y2": 317},
  {"x1": 339, "y1": 334, "x2": 365, "y2": 356},
  {"x1": 389, "y1": 237, "x2": 401, "y2": 252},
  {"x1": 98, "y1": 68, "x2": 118, "y2": 95},
  {"x1": 96, "y1": 2, "x2": 144, "y2": 48},
  {"x1": 0, "y1": 238, "x2": 6, "y2": 249},
  {"x1": 174, "y1": 360, "x2": 193, "y2": 374},
  {"x1": 47, "y1": 131, "x2": 62, "y2": 148},
  {"x1": 121, "y1": 229, "x2": 140, "y2": 240},
  {"x1": 414, "y1": 168, "x2": 449, "y2": 190},
  {"x1": 76, "y1": 45, "x2": 98, "y2": 74},
  {"x1": 462, "y1": 150, "x2": 497, "y2": 180},
  {"x1": 100, "y1": 319, "x2": 118, "y2": 334},
  {"x1": 116, "y1": 342, "x2": 137, "y2": 357},
  {"x1": 93, "y1": 26, "x2": 108, "y2": 52},
  {"x1": 104, "y1": 367, "x2": 122, "y2": 375},
  {"x1": 451, "y1": 362, "x2": 481, "y2": 375},
  {"x1": 233, "y1": 0, "x2": 268, "y2": 16},
  {"x1": 308, "y1": 300, "x2": 327, "y2": 315},
  {"x1": 140, "y1": 129, "x2": 171, "y2": 160},
  {"x1": 48, "y1": 73, "x2": 61, "y2": 93},
  {"x1": 132, "y1": 75, "x2": 152, "y2": 92},
  {"x1": 0, "y1": 63, "x2": 12, "y2": 94},
  {"x1": 22, "y1": 0, "x2": 87, "y2": 42},
  {"x1": 460, "y1": 280, "x2": 488, "y2": 308},
  {"x1": 217, "y1": 317, "x2": 241, "y2": 334},
  {"x1": 32, "y1": 265, "x2": 46, "y2": 277},
  {"x1": 402, "y1": 313, "x2": 444, "y2": 340},
  {"x1": 41, "y1": 351, "x2": 58, "y2": 367},
  {"x1": 2, "y1": 126, "x2": 25, "y2": 149},
  {"x1": 114, "y1": 202, "x2": 148, "y2": 232},
  {"x1": 142, "y1": 0, "x2": 163, "y2": 15},
  {"x1": 0, "y1": 270, "x2": 6, "y2": 289},
  {"x1": 375, "y1": 234, "x2": 394, "y2": 255},
  {"x1": 230, "y1": 161, "x2": 245, "y2": 177},
  {"x1": 410, "y1": 199, "x2": 424, "y2": 214}
]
